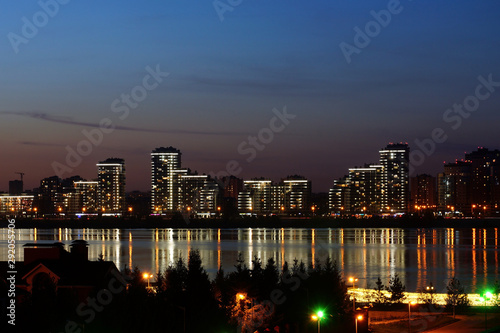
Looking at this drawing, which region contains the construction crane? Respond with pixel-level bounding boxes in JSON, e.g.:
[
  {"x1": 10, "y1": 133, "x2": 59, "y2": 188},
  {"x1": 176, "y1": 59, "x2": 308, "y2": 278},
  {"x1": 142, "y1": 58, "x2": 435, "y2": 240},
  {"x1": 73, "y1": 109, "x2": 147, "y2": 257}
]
[{"x1": 15, "y1": 172, "x2": 25, "y2": 182}]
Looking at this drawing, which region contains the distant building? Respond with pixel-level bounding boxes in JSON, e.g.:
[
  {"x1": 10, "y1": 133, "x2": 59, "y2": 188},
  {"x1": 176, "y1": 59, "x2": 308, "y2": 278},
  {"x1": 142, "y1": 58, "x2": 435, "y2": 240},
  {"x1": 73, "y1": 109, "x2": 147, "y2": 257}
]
[
  {"x1": 9, "y1": 180, "x2": 23, "y2": 195},
  {"x1": 72, "y1": 181, "x2": 99, "y2": 215},
  {"x1": 380, "y1": 143, "x2": 410, "y2": 214},
  {"x1": 348, "y1": 165, "x2": 383, "y2": 214},
  {"x1": 438, "y1": 161, "x2": 471, "y2": 214},
  {"x1": 238, "y1": 179, "x2": 272, "y2": 214},
  {"x1": 180, "y1": 174, "x2": 220, "y2": 217},
  {"x1": 151, "y1": 147, "x2": 221, "y2": 216},
  {"x1": 0, "y1": 194, "x2": 35, "y2": 217},
  {"x1": 221, "y1": 176, "x2": 243, "y2": 200},
  {"x1": 328, "y1": 176, "x2": 349, "y2": 215},
  {"x1": 410, "y1": 174, "x2": 437, "y2": 212},
  {"x1": 465, "y1": 147, "x2": 500, "y2": 211},
  {"x1": 329, "y1": 143, "x2": 410, "y2": 216},
  {"x1": 97, "y1": 158, "x2": 126, "y2": 216},
  {"x1": 151, "y1": 147, "x2": 182, "y2": 213},
  {"x1": 38, "y1": 176, "x2": 62, "y2": 215},
  {"x1": 282, "y1": 176, "x2": 312, "y2": 213}
]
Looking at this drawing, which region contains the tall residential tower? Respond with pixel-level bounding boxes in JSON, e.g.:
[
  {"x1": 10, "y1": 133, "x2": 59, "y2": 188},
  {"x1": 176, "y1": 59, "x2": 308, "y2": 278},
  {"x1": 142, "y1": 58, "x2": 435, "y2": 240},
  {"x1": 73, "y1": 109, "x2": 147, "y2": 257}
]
[
  {"x1": 379, "y1": 143, "x2": 410, "y2": 214},
  {"x1": 97, "y1": 158, "x2": 125, "y2": 215},
  {"x1": 151, "y1": 147, "x2": 182, "y2": 213}
]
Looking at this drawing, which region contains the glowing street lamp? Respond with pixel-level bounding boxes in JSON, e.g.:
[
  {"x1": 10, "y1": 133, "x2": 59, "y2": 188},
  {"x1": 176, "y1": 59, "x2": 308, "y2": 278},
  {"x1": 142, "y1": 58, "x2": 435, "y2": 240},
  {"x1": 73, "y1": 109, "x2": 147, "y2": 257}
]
[
  {"x1": 480, "y1": 291, "x2": 493, "y2": 330},
  {"x1": 311, "y1": 310, "x2": 324, "y2": 333},
  {"x1": 143, "y1": 273, "x2": 153, "y2": 289},
  {"x1": 355, "y1": 314, "x2": 363, "y2": 333},
  {"x1": 349, "y1": 277, "x2": 358, "y2": 311},
  {"x1": 408, "y1": 301, "x2": 416, "y2": 333}
]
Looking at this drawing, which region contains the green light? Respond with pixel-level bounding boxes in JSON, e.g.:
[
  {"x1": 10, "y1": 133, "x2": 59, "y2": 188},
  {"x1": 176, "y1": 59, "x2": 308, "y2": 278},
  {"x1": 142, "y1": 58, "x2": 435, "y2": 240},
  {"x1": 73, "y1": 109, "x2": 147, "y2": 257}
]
[
  {"x1": 479, "y1": 297, "x2": 485, "y2": 302},
  {"x1": 485, "y1": 291, "x2": 493, "y2": 299},
  {"x1": 317, "y1": 310, "x2": 324, "y2": 318}
]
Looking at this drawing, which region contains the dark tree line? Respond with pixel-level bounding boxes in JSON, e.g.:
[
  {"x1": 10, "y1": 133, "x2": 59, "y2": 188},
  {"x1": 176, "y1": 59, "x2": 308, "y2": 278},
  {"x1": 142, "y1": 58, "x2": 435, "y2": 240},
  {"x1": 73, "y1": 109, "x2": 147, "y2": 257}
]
[{"x1": 13, "y1": 251, "x2": 352, "y2": 333}]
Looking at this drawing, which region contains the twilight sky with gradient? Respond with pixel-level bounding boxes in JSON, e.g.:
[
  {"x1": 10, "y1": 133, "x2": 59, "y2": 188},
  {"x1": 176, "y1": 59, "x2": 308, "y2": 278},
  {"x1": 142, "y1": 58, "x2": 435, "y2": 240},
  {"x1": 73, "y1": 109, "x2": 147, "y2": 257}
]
[{"x1": 1, "y1": 0, "x2": 500, "y2": 192}]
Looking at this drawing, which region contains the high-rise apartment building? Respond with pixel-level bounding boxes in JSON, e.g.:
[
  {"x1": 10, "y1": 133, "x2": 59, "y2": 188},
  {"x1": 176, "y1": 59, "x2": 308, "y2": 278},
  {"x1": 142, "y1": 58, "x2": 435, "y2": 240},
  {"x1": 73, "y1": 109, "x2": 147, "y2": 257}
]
[
  {"x1": 151, "y1": 147, "x2": 182, "y2": 213},
  {"x1": 348, "y1": 165, "x2": 383, "y2": 214},
  {"x1": 465, "y1": 148, "x2": 500, "y2": 208},
  {"x1": 38, "y1": 176, "x2": 62, "y2": 215},
  {"x1": 97, "y1": 158, "x2": 125, "y2": 216},
  {"x1": 379, "y1": 143, "x2": 410, "y2": 214},
  {"x1": 328, "y1": 176, "x2": 349, "y2": 215},
  {"x1": 151, "y1": 147, "x2": 220, "y2": 216},
  {"x1": 437, "y1": 161, "x2": 471, "y2": 213},
  {"x1": 410, "y1": 174, "x2": 437, "y2": 211},
  {"x1": 282, "y1": 176, "x2": 311, "y2": 213},
  {"x1": 238, "y1": 179, "x2": 272, "y2": 214},
  {"x1": 72, "y1": 181, "x2": 98, "y2": 214},
  {"x1": 180, "y1": 174, "x2": 219, "y2": 215}
]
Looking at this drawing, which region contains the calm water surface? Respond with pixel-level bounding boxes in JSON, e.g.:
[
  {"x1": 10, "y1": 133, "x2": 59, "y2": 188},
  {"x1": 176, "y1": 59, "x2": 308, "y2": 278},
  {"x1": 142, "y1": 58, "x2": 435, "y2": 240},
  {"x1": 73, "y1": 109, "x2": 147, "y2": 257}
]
[{"x1": 1, "y1": 227, "x2": 498, "y2": 293}]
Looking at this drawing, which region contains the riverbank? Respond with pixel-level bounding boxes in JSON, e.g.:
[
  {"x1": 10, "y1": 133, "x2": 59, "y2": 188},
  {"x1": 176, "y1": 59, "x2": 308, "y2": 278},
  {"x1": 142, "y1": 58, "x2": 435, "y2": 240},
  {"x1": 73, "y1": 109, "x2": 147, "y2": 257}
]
[{"x1": 2, "y1": 216, "x2": 500, "y2": 229}]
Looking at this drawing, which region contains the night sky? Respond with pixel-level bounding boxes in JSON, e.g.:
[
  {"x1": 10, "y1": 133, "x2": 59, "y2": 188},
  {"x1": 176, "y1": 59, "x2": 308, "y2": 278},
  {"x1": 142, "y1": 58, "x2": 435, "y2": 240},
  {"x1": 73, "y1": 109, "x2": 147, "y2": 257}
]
[{"x1": 1, "y1": 0, "x2": 500, "y2": 193}]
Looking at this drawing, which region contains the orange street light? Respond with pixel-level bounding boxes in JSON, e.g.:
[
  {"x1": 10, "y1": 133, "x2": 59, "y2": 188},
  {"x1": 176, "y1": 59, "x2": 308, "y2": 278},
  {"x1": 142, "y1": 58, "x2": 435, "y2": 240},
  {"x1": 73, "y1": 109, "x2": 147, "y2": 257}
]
[
  {"x1": 355, "y1": 315, "x2": 363, "y2": 333},
  {"x1": 143, "y1": 273, "x2": 153, "y2": 289},
  {"x1": 408, "y1": 301, "x2": 416, "y2": 333},
  {"x1": 349, "y1": 277, "x2": 358, "y2": 310}
]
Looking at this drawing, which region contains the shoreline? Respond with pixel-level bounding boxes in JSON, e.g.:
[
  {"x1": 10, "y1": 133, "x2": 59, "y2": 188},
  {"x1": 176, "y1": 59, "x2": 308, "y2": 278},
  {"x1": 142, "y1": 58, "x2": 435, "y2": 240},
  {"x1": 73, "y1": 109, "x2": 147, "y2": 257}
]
[{"x1": 2, "y1": 216, "x2": 500, "y2": 229}]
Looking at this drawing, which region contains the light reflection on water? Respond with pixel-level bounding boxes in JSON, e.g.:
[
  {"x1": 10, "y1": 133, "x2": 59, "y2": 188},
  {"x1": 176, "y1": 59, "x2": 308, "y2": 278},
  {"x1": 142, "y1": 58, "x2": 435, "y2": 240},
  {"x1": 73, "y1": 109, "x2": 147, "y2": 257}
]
[{"x1": 0, "y1": 227, "x2": 498, "y2": 293}]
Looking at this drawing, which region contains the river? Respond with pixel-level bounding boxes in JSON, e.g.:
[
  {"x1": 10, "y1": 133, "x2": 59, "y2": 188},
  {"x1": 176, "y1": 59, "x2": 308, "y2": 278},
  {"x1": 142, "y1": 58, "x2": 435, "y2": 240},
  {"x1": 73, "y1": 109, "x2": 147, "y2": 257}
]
[{"x1": 1, "y1": 227, "x2": 498, "y2": 293}]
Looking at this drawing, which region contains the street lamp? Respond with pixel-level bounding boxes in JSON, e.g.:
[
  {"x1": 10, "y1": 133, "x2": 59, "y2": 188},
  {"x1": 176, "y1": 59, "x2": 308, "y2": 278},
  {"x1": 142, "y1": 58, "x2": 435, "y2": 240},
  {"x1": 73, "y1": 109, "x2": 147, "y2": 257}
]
[
  {"x1": 355, "y1": 315, "x2": 363, "y2": 333},
  {"x1": 480, "y1": 291, "x2": 493, "y2": 330},
  {"x1": 408, "y1": 301, "x2": 416, "y2": 333},
  {"x1": 143, "y1": 273, "x2": 153, "y2": 289},
  {"x1": 311, "y1": 310, "x2": 324, "y2": 333},
  {"x1": 349, "y1": 277, "x2": 358, "y2": 311}
]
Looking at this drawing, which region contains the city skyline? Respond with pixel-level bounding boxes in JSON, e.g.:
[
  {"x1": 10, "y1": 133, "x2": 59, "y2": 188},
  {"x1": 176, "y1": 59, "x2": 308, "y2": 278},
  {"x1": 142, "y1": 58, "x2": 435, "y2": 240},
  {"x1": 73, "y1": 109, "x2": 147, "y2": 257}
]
[
  {"x1": 2, "y1": 143, "x2": 499, "y2": 194},
  {"x1": 4, "y1": 144, "x2": 500, "y2": 218},
  {"x1": 1, "y1": 1, "x2": 500, "y2": 193}
]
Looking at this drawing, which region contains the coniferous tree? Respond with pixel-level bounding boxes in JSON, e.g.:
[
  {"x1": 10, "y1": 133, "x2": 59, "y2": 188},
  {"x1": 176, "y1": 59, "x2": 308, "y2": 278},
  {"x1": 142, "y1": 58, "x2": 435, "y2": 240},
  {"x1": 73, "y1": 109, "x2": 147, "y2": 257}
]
[
  {"x1": 445, "y1": 277, "x2": 469, "y2": 318},
  {"x1": 387, "y1": 273, "x2": 406, "y2": 303}
]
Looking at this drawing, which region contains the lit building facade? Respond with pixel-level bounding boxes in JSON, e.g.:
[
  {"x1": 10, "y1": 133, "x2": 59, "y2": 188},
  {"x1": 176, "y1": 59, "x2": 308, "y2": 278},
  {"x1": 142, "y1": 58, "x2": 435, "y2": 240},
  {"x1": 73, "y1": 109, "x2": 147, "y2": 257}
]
[
  {"x1": 282, "y1": 177, "x2": 311, "y2": 213},
  {"x1": 151, "y1": 147, "x2": 182, "y2": 213},
  {"x1": 97, "y1": 158, "x2": 126, "y2": 216},
  {"x1": 380, "y1": 143, "x2": 410, "y2": 214},
  {"x1": 438, "y1": 161, "x2": 471, "y2": 214},
  {"x1": 238, "y1": 179, "x2": 272, "y2": 214},
  {"x1": 72, "y1": 181, "x2": 98, "y2": 215},
  {"x1": 0, "y1": 194, "x2": 35, "y2": 217},
  {"x1": 38, "y1": 176, "x2": 62, "y2": 215},
  {"x1": 180, "y1": 175, "x2": 220, "y2": 216},
  {"x1": 410, "y1": 174, "x2": 437, "y2": 212},
  {"x1": 348, "y1": 165, "x2": 383, "y2": 214},
  {"x1": 328, "y1": 176, "x2": 350, "y2": 215},
  {"x1": 465, "y1": 147, "x2": 500, "y2": 211}
]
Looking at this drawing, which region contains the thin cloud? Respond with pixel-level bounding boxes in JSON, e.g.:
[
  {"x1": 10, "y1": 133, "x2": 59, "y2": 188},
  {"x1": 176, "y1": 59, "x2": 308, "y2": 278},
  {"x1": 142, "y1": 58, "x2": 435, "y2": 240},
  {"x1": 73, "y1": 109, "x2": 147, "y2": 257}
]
[
  {"x1": 0, "y1": 111, "x2": 243, "y2": 136},
  {"x1": 18, "y1": 141, "x2": 66, "y2": 147}
]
